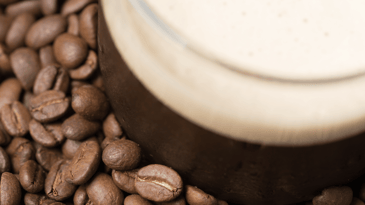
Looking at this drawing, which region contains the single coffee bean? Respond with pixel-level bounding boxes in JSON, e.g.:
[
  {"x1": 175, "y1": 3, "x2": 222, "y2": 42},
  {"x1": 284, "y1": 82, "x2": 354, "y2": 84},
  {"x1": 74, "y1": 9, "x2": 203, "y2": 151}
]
[
  {"x1": 67, "y1": 14, "x2": 79, "y2": 36},
  {"x1": 40, "y1": 0, "x2": 58, "y2": 16},
  {"x1": 135, "y1": 164, "x2": 183, "y2": 202},
  {"x1": 45, "y1": 159, "x2": 77, "y2": 201},
  {"x1": 312, "y1": 186, "x2": 353, "y2": 205},
  {"x1": 0, "y1": 147, "x2": 10, "y2": 174},
  {"x1": 74, "y1": 185, "x2": 91, "y2": 205},
  {"x1": 0, "y1": 78, "x2": 22, "y2": 109},
  {"x1": 61, "y1": 0, "x2": 97, "y2": 17},
  {"x1": 19, "y1": 160, "x2": 46, "y2": 193},
  {"x1": 24, "y1": 193, "x2": 57, "y2": 205},
  {"x1": 29, "y1": 90, "x2": 70, "y2": 123},
  {"x1": 79, "y1": 3, "x2": 97, "y2": 49},
  {"x1": 62, "y1": 113, "x2": 101, "y2": 141},
  {"x1": 0, "y1": 172, "x2": 22, "y2": 205},
  {"x1": 72, "y1": 85, "x2": 109, "y2": 121},
  {"x1": 86, "y1": 172, "x2": 124, "y2": 205},
  {"x1": 39, "y1": 45, "x2": 57, "y2": 68},
  {"x1": 26, "y1": 14, "x2": 67, "y2": 49},
  {"x1": 102, "y1": 138, "x2": 141, "y2": 171},
  {"x1": 0, "y1": 0, "x2": 18, "y2": 6},
  {"x1": 33, "y1": 65, "x2": 70, "y2": 95},
  {"x1": 70, "y1": 80, "x2": 88, "y2": 94},
  {"x1": 5, "y1": 0, "x2": 42, "y2": 17},
  {"x1": 351, "y1": 198, "x2": 365, "y2": 205},
  {"x1": 10, "y1": 47, "x2": 41, "y2": 90},
  {"x1": 156, "y1": 195, "x2": 187, "y2": 205},
  {"x1": 69, "y1": 50, "x2": 98, "y2": 80},
  {"x1": 53, "y1": 33, "x2": 88, "y2": 70},
  {"x1": 62, "y1": 137, "x2": 98, "y2": 159},
  {"x1": 91, "y1": 71, "x2": 105, "y2": 92},
  {"x1": 0, "y1": 101, "x2": 32, "y2": 137},
  {"x1": 0, "y1": 121, "x2": 12, "y2": 146},
  {"x1": 5, "y1": 12, "x2": 36, "y2": 51},
  {"x1": 103, "y1": 113, "x2": 123, "y2": 139},
  {"x1": 22, "y1": 91, "x2": 35, "y2": 110},
  {"x1": 29, "y1": 119, "x2": 65, "y2": 147},
  {"x1": 124, "y1": 194, "x2": 153, "y2": 205},
  {"x1": 0, "y1": 43, "x2": 12, "y2": 75},
  {"x1": 65, "y1": 140, "x2": 101, "y2": 185},
  {"x1": 112, "y1": 169, "x2": 139, "y2": 194},
  {"x1": 101, "y1": 135, "x2": 125, "y2": 150},
  {"x1": 185, "y1": 185, "x2": 218, "y2": 205},
  {"x1": 34, "y1": 143, "x2": 63, "y2": 172},
  {"x1": 6, "y1": 137, "x2": 35, "y2": 173},
  {"x1": 0, "y1": 15, "x2": 12, "y2": 42}
]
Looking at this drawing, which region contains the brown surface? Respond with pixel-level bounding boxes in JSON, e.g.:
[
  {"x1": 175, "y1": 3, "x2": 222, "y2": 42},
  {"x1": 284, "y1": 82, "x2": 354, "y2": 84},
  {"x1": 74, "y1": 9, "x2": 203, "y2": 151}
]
[{"x1": 98, "y1": 4, "x2": 365, "y2": 204}]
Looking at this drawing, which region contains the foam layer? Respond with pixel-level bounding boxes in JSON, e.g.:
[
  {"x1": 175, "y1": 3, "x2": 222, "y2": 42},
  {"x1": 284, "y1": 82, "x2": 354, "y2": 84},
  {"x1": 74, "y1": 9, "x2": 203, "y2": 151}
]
[{"x1": 145, "y1": 0, "x2": 365, "y2": 80}]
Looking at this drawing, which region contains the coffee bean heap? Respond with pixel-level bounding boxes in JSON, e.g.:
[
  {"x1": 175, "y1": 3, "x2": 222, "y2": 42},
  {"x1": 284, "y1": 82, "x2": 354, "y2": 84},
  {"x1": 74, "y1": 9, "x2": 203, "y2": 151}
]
[
  {"x1": 2, "y1": 1, "x2": 365, "y2": 205},
  {"x1": 0, "y1": 0, "x2": 231, "y2": 204}
]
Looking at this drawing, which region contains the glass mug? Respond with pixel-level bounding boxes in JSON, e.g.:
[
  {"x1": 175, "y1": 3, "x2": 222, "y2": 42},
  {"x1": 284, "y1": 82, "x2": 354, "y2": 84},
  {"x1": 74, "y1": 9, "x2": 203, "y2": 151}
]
[{"x1": 98, "y1": 1, "x2": 365, "y2": 204}]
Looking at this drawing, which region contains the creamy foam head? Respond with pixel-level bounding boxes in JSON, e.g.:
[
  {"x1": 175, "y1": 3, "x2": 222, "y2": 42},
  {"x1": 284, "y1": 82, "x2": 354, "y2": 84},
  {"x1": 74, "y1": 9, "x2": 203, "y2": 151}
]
[
  {"x1": 145, "y1": 0, "x2": 365, "y2": 81},
  {"x1": 103, "y1": 0, "x2": 365, "y2": 145}
]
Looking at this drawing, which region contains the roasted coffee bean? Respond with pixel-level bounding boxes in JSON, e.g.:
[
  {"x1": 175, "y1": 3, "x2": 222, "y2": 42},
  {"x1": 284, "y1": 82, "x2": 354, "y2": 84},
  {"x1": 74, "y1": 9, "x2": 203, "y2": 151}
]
[
  {"x1": 39, "y1": 45, "x2": 57, "y2": 68},
  {"x1": 0, "y1": 15, "x2": 12, "y2": 42},
  {"x1": 34, "y1": 143, "x2": 63, "y2": 171},
  {"x1": 54, "y1": 33, "x2": 88, "y2": 70},
  {"x1": 0, "y1": 121, "x2": 11, "y2": 146},
  {"x1": 22, "y1": 91, "x2": 35, "y2": 110},
  {"x1": 65, "y1": 140, "x2": 101, "y2": 185},
  {"x1": 91, "y1": 72, "x2": 105, "y2": 92},
  {"x1": 45, "y1": 159, "x2": 77, "y2": 201},
  {"x1": 29, "y1": 90, "x2": 70, "y2": 123},
  {"x1": 10, "y1": 47, "x2": 41, "y2": 90},
  {"x1": 62, "y1": 113, "x2": 100, "y2": 141},
  {"x1": 0, "y1": 147, "x2": 10, "y2": 174},
  {"x1": 24, "y1": 193, "x2": 58, "y2": 205},
  {"x1": 5, "y1": 12, "x2": 36, "y2": 51},
  {"x1": 26, "y1": 14, "x2": 67, "y2": 49},
  {"x1": 67, "y1": 14, "x2": 79, "y2": 36},
  {"x1": 0, "y1": 172, "x2": 22, "y2": 205},
  {"x1": 156, "y1": 195, "x2": 187, "y2": 205},
  {"x1": 70, "y1": 80, "x2": 88, "y2": 94},
  {"x1": 112, "y1": 169, "x2": 139, "y2": 194},
  {"x1": 69, "y1": 50, "x2": 98, "y2": 80},
  {"x1": 0, "y1": 43, "x2": 12, "y2": 75},
  {"x1": 29, "y1": 119, "x2": 65, "y2": 147},
  {"x1": 135, "y1": 164, "x2": 183, "y2": 202},
  {"x1": 0, "y1": 0, "x2": 18, "y2": 6},
  {"x1": 185, "y1": 185, "x2": 218, "y2": 205},
  {"x1": 72, "y1": 85, "x2": 109, "y2": 121},
  {"x1": 351, "y1": 198, "x2": 365, "y2": 205},
  {"x1": 101, "y1": 135, "x2": 125, "y2": 150},
  {"x1": 6, "y1": 137, "x2": 35, "y2": 173},
  {"x1": 33, "y1": 65, "x2": 70, "y2": 95},
  {"x1": 5, "y1": 0, "x2": 42, "y2": 17},
  {"x1": 79, "y1": 3, "x2": 97, "y2": 49},
  {"x1": 0, "y1": 101, "x2": 32, "y2": 137},
  {"x1": 103, "y1": 113, "x2": 123, "y2": 139},
  {"x1": 74, "y1": 185, "x2": 91, "y2": 205},
  {"x1": 19, "y1": 160, "x2": 46, "y2": 193},
  {"x1": 0, "y1": 78, "x2": 22, "y2": 109},
  {"x1": 41, "y1": 0, "x2": 58, "y2": 16},
  {"x1": 124, "y1": 194, "x2": 153, "y2": 205},
  {"x1": 102, "y1": 138, "x2": 141, "y2": 171},
  {"x1": 86, "y1": 172, "x2": 124, "y2": 205},
  {"x1": 61, "y1": 0, "x2": 97, "y2": 17},
  {"x1": 312, "y1": 186, "x2": 353, "y2": 205}
]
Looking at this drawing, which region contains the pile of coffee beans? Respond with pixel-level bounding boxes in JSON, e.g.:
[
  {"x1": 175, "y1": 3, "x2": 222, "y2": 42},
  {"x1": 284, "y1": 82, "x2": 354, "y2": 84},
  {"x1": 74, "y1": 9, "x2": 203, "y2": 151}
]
[
  {"x1": 0, "y1": 0, "x2": 232, "y2": 204},
  {"x1": 1, "y1": 0, "x2": 365, "y2": 205}
]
